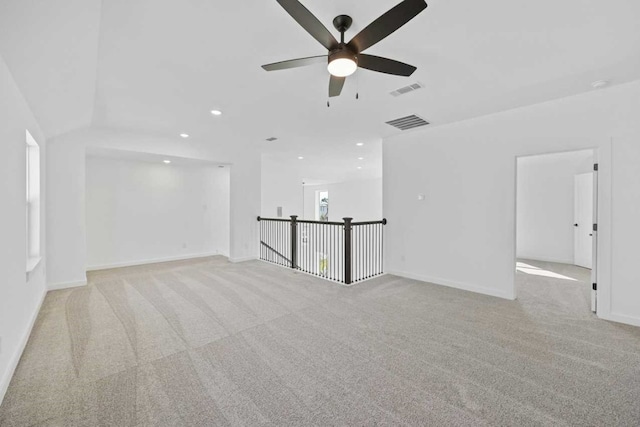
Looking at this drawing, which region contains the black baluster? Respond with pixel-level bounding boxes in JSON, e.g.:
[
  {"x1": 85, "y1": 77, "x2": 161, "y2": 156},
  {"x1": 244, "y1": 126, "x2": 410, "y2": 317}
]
[{"x1": 290, "y1": 216, "x2": 297, "y2": 269}]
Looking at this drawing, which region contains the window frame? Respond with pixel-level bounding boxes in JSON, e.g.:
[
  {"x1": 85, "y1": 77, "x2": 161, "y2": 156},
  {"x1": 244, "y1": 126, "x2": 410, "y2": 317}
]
[{"x1": 26, "y1": 130, "x2": 41, "y2": 273}]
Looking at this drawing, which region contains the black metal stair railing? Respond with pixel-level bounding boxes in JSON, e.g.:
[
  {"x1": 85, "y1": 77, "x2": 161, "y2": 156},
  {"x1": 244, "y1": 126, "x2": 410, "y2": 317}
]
[{"x1": 257, "y1": 215, "x2": 387, "y2": 284}]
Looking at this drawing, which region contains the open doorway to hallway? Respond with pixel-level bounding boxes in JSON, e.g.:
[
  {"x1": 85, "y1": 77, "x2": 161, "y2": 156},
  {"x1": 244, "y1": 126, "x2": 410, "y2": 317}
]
[{"x1": 515, "y1": 149, "x2": 597, "y2": 315}]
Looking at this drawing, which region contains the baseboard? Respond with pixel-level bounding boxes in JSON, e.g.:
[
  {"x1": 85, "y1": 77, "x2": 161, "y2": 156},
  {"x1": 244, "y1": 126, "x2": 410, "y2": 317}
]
[
  {"x1": 230, "y1": 256, "x2": 258, "y2": 263},
  {"x1": 600, "y1": 312, "x2": 640, "y2": 328},
  {"x1": 516, "y1": 255, "x2": 575, "y2": 265},
  {"x1": 387, "y1": 270, "x2": 515, "y2": 300},
  {"x1": 0, "y1": 286, "x2": 47, "y2": 405},
  {"x1": 86, "y1": 252, "x2": 222, "y2": 271},
  {"x1": 47, "y1": 278, "x2": 87, "y2": 291}
]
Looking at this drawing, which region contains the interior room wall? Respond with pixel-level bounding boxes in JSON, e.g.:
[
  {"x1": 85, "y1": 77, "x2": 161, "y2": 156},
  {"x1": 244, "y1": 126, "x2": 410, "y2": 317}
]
[
  {"x1": 516, "y1": 150, "x2": 594, "y2": 264},
  {"x1": 303, "y1": 178, "x2": 383, "y2": 222},
  {"x1": 383, "y1": 80, "x2": 640, "y2": 327},
  {"x1": 0, "y1": 54, "x2": 48, "y2": 404},
  {"x1": 261, "y1": 155, "x2": 304, "y2": 219},
  {"x1": 46, "y1": 136, "x2": 86, "y2": 288},
  {"x1": 47, "y1": 128, "x2": 260, "y2": 288},
  {"x1": 85, "y1": 156, "x2": 230, "y2": 269},
  {"x1": 260, "y1": 147, "x2": 383, "y2": 221}
]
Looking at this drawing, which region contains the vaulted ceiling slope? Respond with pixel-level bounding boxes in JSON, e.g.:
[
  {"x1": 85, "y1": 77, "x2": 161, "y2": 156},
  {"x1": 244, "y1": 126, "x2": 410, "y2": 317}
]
[
  {"x1": 0, "y1": 0, "x2": 102, "y2": 138},
  {"x1": 1, "y1": 0, "x2": 639, "y2": 149}
]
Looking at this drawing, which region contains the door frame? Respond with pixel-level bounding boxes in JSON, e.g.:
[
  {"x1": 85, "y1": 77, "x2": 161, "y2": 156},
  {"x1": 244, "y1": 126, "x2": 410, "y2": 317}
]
[{"x1": 513, "y1": 147, "x2": 601, "y2": 313}]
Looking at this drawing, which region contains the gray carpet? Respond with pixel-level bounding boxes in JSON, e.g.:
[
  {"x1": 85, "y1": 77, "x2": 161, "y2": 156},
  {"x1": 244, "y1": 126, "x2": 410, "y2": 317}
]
[{"x1": 1, "y1": 257, "x2": 639, "y2": 426}]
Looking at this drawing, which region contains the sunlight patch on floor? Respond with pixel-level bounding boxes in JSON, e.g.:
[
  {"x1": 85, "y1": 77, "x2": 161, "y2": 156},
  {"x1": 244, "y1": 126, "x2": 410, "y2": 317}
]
[{"x1": 516, "y1": 262, "x2": 577, "y2": 281}]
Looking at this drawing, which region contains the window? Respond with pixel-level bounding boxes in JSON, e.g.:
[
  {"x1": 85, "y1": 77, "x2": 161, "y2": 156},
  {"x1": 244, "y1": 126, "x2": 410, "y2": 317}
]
[
  {"x1": 26, "y1": 130, "x2": 41, "y2": 272},
  {"x1": 316, "y1": 190, "x2": 329, "y2": 222}
]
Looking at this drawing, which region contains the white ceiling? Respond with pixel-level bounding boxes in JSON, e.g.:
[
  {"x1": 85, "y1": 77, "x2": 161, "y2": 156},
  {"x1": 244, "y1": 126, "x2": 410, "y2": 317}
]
[
  {"x1": 86, "y1": 146, "x2": 229, "y2": 167},
  {"x1": 1, "y1": 0, "x2": 639, "y2": 181},
  {"x1": 0, "y1": 0, "x2": 101, "y2": 137}
]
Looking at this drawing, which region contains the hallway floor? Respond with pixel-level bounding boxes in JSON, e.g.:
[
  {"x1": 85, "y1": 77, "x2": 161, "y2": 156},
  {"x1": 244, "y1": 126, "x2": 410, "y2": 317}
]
[
  {"x1": 516, "y1": 258, "x2": 593, "y2": 319},
  {"x1": 1, "y1": 257, "x2": 639, "y2": 426}
]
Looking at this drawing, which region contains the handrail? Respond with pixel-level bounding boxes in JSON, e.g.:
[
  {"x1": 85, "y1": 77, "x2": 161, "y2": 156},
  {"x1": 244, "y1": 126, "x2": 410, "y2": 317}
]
[
  {"x1": 256, "y1": 216, "x2": 290, "y2": 223},
  {"x1": 258, "y1": 216, "x2": 386, "y2": 226},
  {"x1": 352, "y1": 219, "x2": 387, "y2": 226},
  {"x1": 297, "y1": 219, "x2": 345, "y2": 226}
]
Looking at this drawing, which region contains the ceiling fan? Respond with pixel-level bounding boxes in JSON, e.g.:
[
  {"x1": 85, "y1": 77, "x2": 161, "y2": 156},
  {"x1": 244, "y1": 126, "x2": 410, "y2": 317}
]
[{"x1": 262, "y1": 0, "x2": 428, "y2": 98}]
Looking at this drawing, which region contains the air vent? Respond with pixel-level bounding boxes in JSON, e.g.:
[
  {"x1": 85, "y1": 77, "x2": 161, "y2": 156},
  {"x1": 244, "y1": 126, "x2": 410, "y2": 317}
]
[
  {"x1": 265, "y1": 137, "x2": 278, "y2": 142},
  {"x1": 390, "y1": 82, "x2": 424, "y2": 97},
  {"x1": 386, "y1": 115, "x2": 429, "y2": 131}
]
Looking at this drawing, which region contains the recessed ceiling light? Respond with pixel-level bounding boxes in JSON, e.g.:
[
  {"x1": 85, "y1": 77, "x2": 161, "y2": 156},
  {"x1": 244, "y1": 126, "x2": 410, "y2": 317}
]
[
  {"x1": 163, "y1": 160, "x2": 171, "y2": 164},
  {"x1": 357, "y1": 166, "x2": 362, "y2": 169},
  {"x1": 358, "y1": 157, "x2": 364, "y2": 160},
  {"x1": 179, "y1": 133, "x2": 189, "y2": 138},
  {"x1": 591, "y1": 80, "x2": 609, "y2": 89},
  {"x1": 211, "y1": 110, "x2": 223, "y2": 116},
  {"x1": 298, "y1": 156, "x2": 304, "y2": 160},
  {"x1": 356, "y1": 143, "x2": 364, "y2": 146}
]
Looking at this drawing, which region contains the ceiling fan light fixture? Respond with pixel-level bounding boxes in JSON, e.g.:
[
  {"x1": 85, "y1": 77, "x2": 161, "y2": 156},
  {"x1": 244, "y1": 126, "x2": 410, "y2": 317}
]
[
  {"x1": 328, "y1": 58, "x2": 357, "y2": 77},
  {"x1": 328, "y1": 50, "x2": 358, "y2": 77}
]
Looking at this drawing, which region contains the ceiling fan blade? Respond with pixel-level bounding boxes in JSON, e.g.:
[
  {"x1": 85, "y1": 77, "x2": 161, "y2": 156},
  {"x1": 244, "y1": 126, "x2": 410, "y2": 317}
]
[
  {"x1": 347, "y1": 0, "x2": 427, "y2": 53},
  {"x1": 262, "y1": 55, "x2": 327, "y2": 71},
  {"x1": 277, "y1": 0, "x2": 339, "y2": 51},
  {"x1": 358, "y1": 54, "x2": 416, "y2": 76},
  {"x1": 329, "y1": 75, "x2": 345, "y2": 97}
]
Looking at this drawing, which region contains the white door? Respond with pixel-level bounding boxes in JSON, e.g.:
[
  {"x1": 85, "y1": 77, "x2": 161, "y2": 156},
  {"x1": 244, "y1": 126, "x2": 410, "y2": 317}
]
[{"x1": 574, "y1": 172, "x2": 593, "y2": 269}]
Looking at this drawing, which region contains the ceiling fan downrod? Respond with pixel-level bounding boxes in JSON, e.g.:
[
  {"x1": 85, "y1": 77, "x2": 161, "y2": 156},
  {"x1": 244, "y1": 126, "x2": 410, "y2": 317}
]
[{"x1": 332, "y1": 15, "x2": 353, "y2": 44}]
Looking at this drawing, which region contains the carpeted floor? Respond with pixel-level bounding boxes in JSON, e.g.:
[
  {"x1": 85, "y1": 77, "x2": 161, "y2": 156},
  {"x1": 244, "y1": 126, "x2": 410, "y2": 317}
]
[{"x1": 1, "y1": 257, "x2": 639, "y2": 426}]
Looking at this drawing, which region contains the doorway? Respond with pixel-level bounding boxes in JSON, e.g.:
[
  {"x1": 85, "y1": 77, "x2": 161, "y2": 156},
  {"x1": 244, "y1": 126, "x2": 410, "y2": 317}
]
[
  {"x1": 315, "y1": 190, "x2": 329, "y2": 221},
  {"x1": 574, "y1": 172, "x2": 593, "y2": 269},
  {"x1": 515, "y1": 149, "x2": 597, "y2": 313}
]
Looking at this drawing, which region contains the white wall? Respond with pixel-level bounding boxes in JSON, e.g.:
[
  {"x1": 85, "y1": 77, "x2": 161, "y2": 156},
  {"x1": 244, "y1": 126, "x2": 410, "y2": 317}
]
[
  {"x1": 303, "y1": 178, "x2": 383, "y2": 222},
  {"x1": 47, "y1": 128, "x2": 260, "y2": 286},
  {"x1": 86, "y1": 156, "x2": 229, "y2": 269},
  {"x1": 47, "y1": 136, "x2": 86, "y2": 288},
  {"x1": 261, "y1": 155, "x2": 304, "y2": 219},
  {"x1": 0, "y1": 54, "x2": 47, "y2": 403},
  {"x1": 516, "y1": 150, "x2": 593, "y2": 264},
  {"x1": 260, "y1": 147, "x2": 383, "y2": 221},
  {"x1": 384, "y1": 80, "x2": 640, "y2": 327}
]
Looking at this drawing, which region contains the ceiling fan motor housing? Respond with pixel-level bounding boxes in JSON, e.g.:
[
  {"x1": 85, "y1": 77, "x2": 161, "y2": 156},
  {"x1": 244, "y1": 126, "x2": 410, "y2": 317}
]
[{"x1": 328, "y1": 45, "x2": 358, "y2": 66}]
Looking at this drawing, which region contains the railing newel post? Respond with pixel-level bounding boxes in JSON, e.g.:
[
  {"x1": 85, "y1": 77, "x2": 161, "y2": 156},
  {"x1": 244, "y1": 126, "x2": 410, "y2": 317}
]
[{"x1": 343, "y1": 217, "x2": 353, "y2": 285}]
